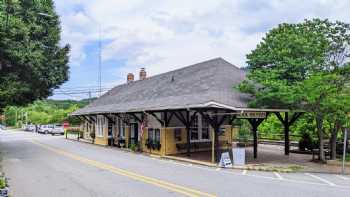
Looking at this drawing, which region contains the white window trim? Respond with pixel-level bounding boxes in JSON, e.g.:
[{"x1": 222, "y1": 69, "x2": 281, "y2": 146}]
[{"x1": 96, "y1": 115, "x2": 105, "y2": 137}]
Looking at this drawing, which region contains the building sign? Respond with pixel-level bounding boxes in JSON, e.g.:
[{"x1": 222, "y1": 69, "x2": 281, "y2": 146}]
[
  {"x1": 63, "y1": 121, "x2": 70, "y2": 129},
  {"x1": 219, "y1": 152, "x2": 232, "y2": 168},
  {"x1": 232, "y1": 148, "x2": 245, "y2": 166},
  {"x1": 237, "y1": 112, "x2": 266, "y2": 119}
]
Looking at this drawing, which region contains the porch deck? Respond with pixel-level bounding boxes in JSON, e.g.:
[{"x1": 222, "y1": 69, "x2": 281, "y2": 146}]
[{"x1": 170, "y1": 144, "x2": 349, "y2": 174}]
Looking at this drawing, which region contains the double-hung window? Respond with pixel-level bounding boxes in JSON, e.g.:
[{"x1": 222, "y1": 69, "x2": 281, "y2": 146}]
[
  {"x1": 96, "y1": 115, "x2": 105, "y2": 137},
  {"x1": 190, "y1": 114, "x2": 210, "y2": 141},
  {"x1": 148, "y1": 128, "x2": 161, "y2": 143}
]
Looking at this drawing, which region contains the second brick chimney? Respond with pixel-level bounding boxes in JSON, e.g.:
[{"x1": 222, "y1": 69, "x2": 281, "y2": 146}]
[
  {"x1": 127, "y1": 73, "x2": 134, "y2": 83},
  {"x1": 139, "y1": 68, "x2": 146, "y2": 80}
]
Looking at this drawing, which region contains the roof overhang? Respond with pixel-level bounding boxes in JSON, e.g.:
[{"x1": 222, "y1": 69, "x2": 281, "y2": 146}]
[{"x1": 71, "y1": 101, "x2": 297, "y2": 116}]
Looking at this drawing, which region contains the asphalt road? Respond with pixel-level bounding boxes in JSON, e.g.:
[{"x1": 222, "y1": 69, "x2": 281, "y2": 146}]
[{"x1": 0, "y1": 130, "x2": 349, "y2": 197}]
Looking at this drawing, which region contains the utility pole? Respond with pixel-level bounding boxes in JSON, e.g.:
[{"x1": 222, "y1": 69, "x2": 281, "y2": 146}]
[
  {"x1": 88, "y1": 91, "x2": 92, "y2": 103},
  {"x1": 342, "y1": 128, "x2": 348, "y2": 174},
  {"x1": 98, "y1": 25, "x2": 102, "y2": 97}
]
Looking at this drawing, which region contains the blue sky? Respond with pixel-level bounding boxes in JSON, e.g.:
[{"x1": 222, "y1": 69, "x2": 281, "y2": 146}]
[{"x1": 51, "y1": 0, "x2": 350, "y2": 100}]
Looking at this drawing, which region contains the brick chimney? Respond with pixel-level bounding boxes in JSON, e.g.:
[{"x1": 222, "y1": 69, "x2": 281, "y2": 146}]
[
  {"x1": 127, "y1": 73, "x2": 134, "y2": 83},
  {"x1": 139, "y1": 68, "x2": 146, "y2": 80}
]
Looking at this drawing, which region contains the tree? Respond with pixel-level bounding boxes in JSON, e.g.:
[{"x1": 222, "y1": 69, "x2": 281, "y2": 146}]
[
  {"x1": 0, "y1": 0, "x2": 70, "y2": 111},
  {"x1": 238, "y1": 19, "x2": 350, "y2": 162},
  {"x1": 3, "y1": 99, "x2": 86, "y2": 126}
]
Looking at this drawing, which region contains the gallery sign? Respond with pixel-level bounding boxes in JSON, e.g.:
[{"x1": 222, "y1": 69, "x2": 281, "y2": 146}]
[
  {"x1": 232, "y1": 148, "x2": 245, "y2": 166},
  {"x1": 219, "y1": 152, "x2": 232, "y2": 168},
  {"x1": 237, "y1": 112, "x2": 266, "y2": 119}
]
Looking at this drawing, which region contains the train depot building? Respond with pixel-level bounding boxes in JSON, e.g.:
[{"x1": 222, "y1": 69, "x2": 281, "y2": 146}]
[{"x1": 72, "y1": 58, "x2": 302, "y2": 163}]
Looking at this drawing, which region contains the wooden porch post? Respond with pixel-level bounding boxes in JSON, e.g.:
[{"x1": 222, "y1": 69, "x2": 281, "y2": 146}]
[
  {"x1": 253, "y1": 123, "x2": 258, "y2": 159},
  {"x1": 284, "y1": 112, "x2": 289, "y2": 155},
  {"x1": 186, "y1": 110, "x2": 191, "y2": 156},
  {"x1": 275, "y1": 112, "x2": 303, "y2": 156},
  {"x1": 211, "y1": 128, "x2": 215, "y2": 163},
  {"x1": 248, "y1": 118, "x2": 265, "y2": 159}
]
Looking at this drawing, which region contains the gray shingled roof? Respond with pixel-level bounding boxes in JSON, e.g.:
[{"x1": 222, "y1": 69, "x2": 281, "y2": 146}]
[{"x1": 72, "y1": 58, "x2": 252, "y2": 115}]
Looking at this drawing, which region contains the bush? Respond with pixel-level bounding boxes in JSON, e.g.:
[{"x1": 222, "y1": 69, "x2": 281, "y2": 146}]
[
  {"x1": 145, "y1": 139, "x2": 161, "y2": 150},
  {"x1": 299, "y1": 132, "x2": 315, "y2": 151},
  {"x1": 129, "y1": 143, "x2": 139, "y2": 152},
  {"x1": 0, "y1": 177, "x2": 6, "y2": 189}
]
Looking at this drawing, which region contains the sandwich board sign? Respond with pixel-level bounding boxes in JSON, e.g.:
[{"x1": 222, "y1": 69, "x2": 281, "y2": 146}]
[
  {"x1": 232, "y1": 148, "x2": 245, "y2": 166},
  {"x1": 219, "y1": 152, "x2": 232, "y2": 168}
]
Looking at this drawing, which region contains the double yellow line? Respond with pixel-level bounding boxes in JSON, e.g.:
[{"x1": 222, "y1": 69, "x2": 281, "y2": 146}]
[{"x1": 31, "y1": 140, "x2": 216, "y2": 197}]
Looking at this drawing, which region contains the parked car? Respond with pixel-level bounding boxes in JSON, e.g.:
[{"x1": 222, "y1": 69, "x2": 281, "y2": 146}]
[
  {"x1": 50, "y1": 124, "x2": 64, "y2": 135},
  {"x1": 0, "y1": 124, "x2": 6, "y2": 131},
  {"x1": 38, "y1": 125, "x2": 54, "y2": 134},
  {"x1": 24, "y1": 124, "x2": 35, "y2": 132}
]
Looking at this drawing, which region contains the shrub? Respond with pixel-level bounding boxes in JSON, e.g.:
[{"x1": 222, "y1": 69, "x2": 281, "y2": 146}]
[
  {"x1": 299, "y1": 132, "x2": 314, "y2": 151},
  {"x1": 129, "y1": 143, "x2": 139, "y2": 152},
  {"x1": 89, "y1": 132, "x2": 96, "y2": 139},
  {"x1": 0, "y1": 177, "x2": 6, "y2": 189}
]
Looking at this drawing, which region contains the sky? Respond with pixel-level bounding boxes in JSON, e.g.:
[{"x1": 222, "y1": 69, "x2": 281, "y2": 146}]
[{"x1": 51, "y1": 0, "x2": 350, "y2": 100}]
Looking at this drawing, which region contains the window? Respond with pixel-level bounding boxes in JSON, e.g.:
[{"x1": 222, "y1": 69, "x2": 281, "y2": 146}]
[
  {"x1": 148, "y1": 128, "x2": 161, "y2": 143},
  {"x1": 118, "y1": 118, "x2": 125, "y2": 139},
  {"x1": 96, "y1": 115, "x2": 105, "y2": 137},
  {"x1": 174, "y1": 128, "x2": 182, "y2": 142},
  {"x1": 190, "y1": 114, "x2": 210, "y2": 141},
  {"x1": 190, "y1": 116, "x2": 198, "y2": 140},
  {"x1": 108, "y1": 120, "x2": 113, "y2": 137}
]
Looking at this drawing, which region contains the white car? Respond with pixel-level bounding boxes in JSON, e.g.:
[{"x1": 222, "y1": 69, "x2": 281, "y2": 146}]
[
  {"x1": 38, "y1": 125, "x2": 54, "y2": 134},
  {"x1": 25, "y1": 124, "x2": 35, "y2": 132},
  {"x1": 50, "y1": 125, "x2": 64, "y2": 135}
]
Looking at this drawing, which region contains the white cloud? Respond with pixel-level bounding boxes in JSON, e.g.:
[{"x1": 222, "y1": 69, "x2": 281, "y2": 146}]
[{"x1": 54, "y1": 0, "x2": 350, "y2": 78}]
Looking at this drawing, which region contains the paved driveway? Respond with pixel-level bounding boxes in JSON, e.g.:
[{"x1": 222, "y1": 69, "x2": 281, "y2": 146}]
[{"x1": 1, "y1": 130, "x2": 349, "y2": 197}]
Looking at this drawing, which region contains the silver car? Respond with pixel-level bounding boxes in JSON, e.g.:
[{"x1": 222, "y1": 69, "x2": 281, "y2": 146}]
[
  {"x1": 38, "y1": 125, "x2": 54, "y2": 134},
  {"x1": 50, "y1": 125, "x2": 64, "y2": 135}
]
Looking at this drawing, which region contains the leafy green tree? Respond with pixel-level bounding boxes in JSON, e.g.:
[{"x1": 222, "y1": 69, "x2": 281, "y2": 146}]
[
  {"x1": 238, "y1": 19, "x2": 350, "y2": 162},
  {"x1": 0, "y1": 0, "x2": 70, "y2": 111}
]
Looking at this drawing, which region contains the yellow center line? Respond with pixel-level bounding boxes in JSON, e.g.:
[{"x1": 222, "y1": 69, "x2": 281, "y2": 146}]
[{"x1": 31, "y1": 140, "x2": 216, "y2": 197}]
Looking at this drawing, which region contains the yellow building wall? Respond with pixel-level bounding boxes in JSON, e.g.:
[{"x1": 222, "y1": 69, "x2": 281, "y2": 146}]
[
  {"x1": 160, "y1": 126, "x2": 238, "y2": 155},
  {"x1": 140, "y1": 127, "x2": 163, "y2": 155},
  {"x1": 164, "y1": 128, "x2": 187, "y2": 155},
  {"x1": 94, "y1": 125, "x2": 108, "y2": 146}
]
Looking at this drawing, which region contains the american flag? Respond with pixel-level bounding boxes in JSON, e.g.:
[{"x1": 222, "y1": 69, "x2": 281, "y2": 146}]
[{"x1": 140, "y1": 121, "x2": 145, "y2": 137}]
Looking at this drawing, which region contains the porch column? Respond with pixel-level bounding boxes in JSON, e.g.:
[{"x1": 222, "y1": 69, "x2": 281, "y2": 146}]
[
  {"x1": 284, "y1": 112, "x2": 289, "y2": 155},
  {"x1": 186, "y1": 110, "x2": 191, "y2": 156},
  {"x1": 198, "y1": 110, "x2": 228, "y2": 163},
  {"x1": 248, "y1": 118, "x2": 265, "y2": 159},
  {"x1": 173, "y1": 110, "x2": 197, "y2": 157},
  {"x1": 275, "y1": 112, "x2": 303, "y2": 155}
]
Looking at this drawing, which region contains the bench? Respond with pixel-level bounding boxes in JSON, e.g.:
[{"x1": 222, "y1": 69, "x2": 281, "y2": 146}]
[
  {"x1": 176, "y1": 141, "x2": 229, "y2": 151},
  {"x1": 176, "y1": 142, "x2": 212, "y2": 151}
]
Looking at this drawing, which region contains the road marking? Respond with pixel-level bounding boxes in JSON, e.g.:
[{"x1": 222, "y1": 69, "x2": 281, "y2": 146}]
[
  {"x1": 31, "y1": 140, "x2": 216, "y2": 197},
  {"x1": 336, "y1": 175, "x2": 349, "y2": 180},
  {"x1": 273, "y1": 172, "x2": 283, "y2": 180},
  {"x1": 305, "y1": 173, "x2": 336, "y2": 186},
  {"x1": 215, "y1": 168, "x2": 221, "y2": 171},
  {"x1": 242, "y1": 170, "x2": 247, "y2": 175}
]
